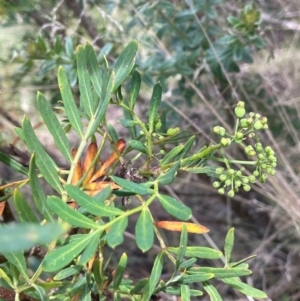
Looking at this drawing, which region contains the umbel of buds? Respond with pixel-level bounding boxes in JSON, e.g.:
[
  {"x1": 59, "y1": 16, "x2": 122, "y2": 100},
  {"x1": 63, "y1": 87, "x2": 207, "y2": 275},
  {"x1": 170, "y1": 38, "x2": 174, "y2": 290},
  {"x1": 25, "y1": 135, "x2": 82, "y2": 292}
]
[{"x1": 211, "y1": 101, "x2": 277, "y2": 197}]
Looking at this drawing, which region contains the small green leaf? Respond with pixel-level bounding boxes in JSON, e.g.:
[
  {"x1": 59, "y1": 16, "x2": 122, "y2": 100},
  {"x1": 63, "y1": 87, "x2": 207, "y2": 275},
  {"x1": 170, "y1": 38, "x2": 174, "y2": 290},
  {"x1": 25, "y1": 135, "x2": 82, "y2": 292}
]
[
  {"x1": 0, "y1": 151, "x2": 28, "y2": 175},
  {"x1": 181, "y1": 273, "x2": 214, "y2": 283},
  {"x1": 222, "y1": 277, "x2": 267, "y2": 298},
  {"x1": 142, "y1": 251, "x2": 164, "y2": 301},
  {"x1": 65, "y1": 185, "x2": 123, "y2": 217},
  {"x1": 130, "y1": 278, "x2": 148, "y2": 294},
  {"x1": 107, "y1": 216, "x2": 128, "y2": 248},
  {"x1": 158, "y1": 161, "x2": 180, "y2": 185},
  {"x1": 37, "y1": 92, "x2": 72, "y2": 163},
  {"x1": 203, "y1": 282, "x2": 222, "y2": 301},
  {"x1": 135, "y1": 208, "x2": 154, "y2": 252},
  {"x1": 179, "y1": 258, "x2": 197, "y2": 269},
  {"x1": 189, "y1": 267, "x2": 252, "y2": 278},
  {"x1": 123, "y1": 107, "x2": 136, "y2": 139},
  {"x1": 113, "y1": 40, "x2": 138, "y2": 92},
  {"x1": 0, "y1": 268, "x2": 13, "y2": 287},
  {"x1": 178, "y1": 136, "x2": 195, "y2": 159},
  {"x1": 43, "y1": 234, "x2": 96, "y2": 272},
  {"x1": 77, "y1": 231, "x2": 101, "y2": 266},
  {"x1": 22, "y1": 116, "x2": 63, "y2": 193},
  {"x1": 77, "y1": 45, "x2": 95, "y2": 117},
  {"x1": 110, "y1": 176, "x2": 153, "y2": 195},
  {"x1": 29, "y1": 155, "x2": 53, "y2": 221},
  {"x1": 85, "y1": 43, "x2": 102, "y2": 98},
  {"x1": 13, "y1": 189, "x2": 39, "y2": 223},
  {"x1": 160, "y1": 145, "x2": 184, "y2": 165},
  {"x1": 2, "y1": 252, "x2": 29, "y2": 281},
  {"x1": 54, "y1": 265, "x2": 82, "y2": 280},
  {"x1": 86, "y1": 71, "x2": 114, "y2": 138},
  {"x1": 118, "y1": 118, "x2": 137, "y2": 128},
  {"x1": 176, "y1": 223, "x2": 187, "y2": 269},
  {"x1": 47, "y1": 196, "x2": 100, "y2": 229},
  {"x1": 129, "y1": 70, "x2": 141, "y2": 109},
  {"x1": 168, "y1": 246, "x2": 223, "y2": 259},
  {"x1": 58, "y1": 66, "x2": 83, "y2": 137},
  {"x1": 112, "y1": 253, "x2": 127, "y2": 289},
  {"x1": 106, "y1": 123, "x2": 119, "y2": 143},
  {"x1": 14, "y1": 127, "x2": 25, "y2": 143},
  {"x1": 129, "y1": 140, "x2": 148, "y2": 154},
  {"x1": 180, "y1": 284, "x2": 190, "y2": 301},
  {"x1": 149, "y1": 82, "x2": 162, "y2": 133},
  {"x1": 166, "y1": 287, "x2": 203, "y2": 297},
  {"x1": 224, "y1": 227, "x2": 234, "y2": 265},
  {"x1": 0, "y1": 223, "x2": 66, "y2": 253},
  {"x1": 157, "y1": 194, "x2": 192, "y2": 221},
  {"x1": 31, "y1": 284, "x2": 48, "y2": 301}
]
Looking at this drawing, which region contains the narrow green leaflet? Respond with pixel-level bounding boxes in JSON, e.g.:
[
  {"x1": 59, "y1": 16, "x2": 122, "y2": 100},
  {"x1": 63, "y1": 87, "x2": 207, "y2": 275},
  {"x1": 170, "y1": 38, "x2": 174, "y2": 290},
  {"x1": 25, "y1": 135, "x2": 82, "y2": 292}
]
[
  {"x1": 119, "y1": 118, "x2": 137, "y2": 128},
  {"x1": 222, "y1": 277, "x2": 267, "y2": 298},
  {"x1": 180, "y1": 285, "x2": 190, "y2": 301},
  {"x1": 13, "y1": 189, "x2": 39, "y2": 223},
  {"x1": 129, "y1": 70, "x2": 141, "y2": 109},
  {"x1": 77, "y1": 45, "x2": 95, "y2": 117},
  {"x1": 157, "y1": 194, "x2": 192, "y2": 221},
  {"x1": 158, "y1": 161, "x2": 181, "y2": 185},
  {"x1": 2, "y1": 252, "x2": 29, "y2": 281},
  {"x1": 0, "y1": 151, "x2": 28, "y2": 175},
  {"x1": 176, "y1": 224, "x2": 188, "y2": 269},
  {"x1": 180, "y1": 258, "x2": 197, "y2": 269},
  {"x1": 203, "y1": 282, "x2": 222, "y2": 301},
  {"x1": 142, "y1": 251, "x2": 164, "y2": 301},
  {"x1": 168, "y1": 246, "x2": 223, "y2": 259},
  {"x1": 58, "y1": 66, "x2": 83, "y2": 137},
  {"x1": 106, "y1": 123, "x2": 119, "y2": 143},
  {"x1": 166, "y1": 287, "x2": 203, "y2": 297},
  {"x1": 129, "y1": 140, "x2": 148, "y2": 154},
  {"x1": 43, "y1": 234, "x2": 96, "y2": 272},
  {"x1": 37, "y1": 92, "x2": 72, "y2": 163},
  {"x1": 85, "y1": 43, "x2": 102, "y2": 98},
  {"x1": 32, "y1": 284, "x2": 49, "y2": 301},
  {"x1": 77, "y1": 231, "x2": 101, "y2": 266},
  {"x1": 178, "y1": 136, "x2": 195, "y2": 159},
  {"x1": 22, "y1": 116, "x2": 63, "y2": 193},
  {"x1": 189, "y1": 267, "x2": 252, "y2": 278},
  {"x1": 79, "y1": 280, "x2": 92, "y2": 301},
  {"x1": 160, "y1": 145, "x2": 184, "y2": 165},
  {"x1": 135, "y1": 208, "x2": 154, "y2": 252},
  {"x1": 112, "y1": 253, "x2": 127, "y2": 289},
  {"x1": 110, "y1": 176, "x2": 153, "y2": 195},
  {"x1": 0, "y1": 268, "x2": 13, "y2": 287},
  {"x1": 224, "y1": 227, "x2": 234, "y2": 265},
  {"x1": 86, "y1": 71, "x2": 114, "y2": 139},
  {"x1": 107, "y1": 216, "x2": 128, "y2": 248},
  {"x1": 47, "y1": 196, "x2": 100, "y2": 229},
  {"x1": 123, "y1": 107, "x2": 137, "y2": 139},
  {"x1": 0, "y1": 223, "x2": 66, "y2": 253},
  {"x1": 181, "y1": 273, "x2": 214, "y2": 283},
  {"x1": 65, "y1": 185, "x2": 123, "y2": 217},
  {"x1": 113, "y1": 40, "x2": 138, "y2": 92},
  {"x1": 54, "y1": 265, "x2": 82, "y2": 280},
  {"x1": 14, "y1": 127, "x2": 25, "y2": 143},
  {"x1": 149, "y1": 82, "x2": 162, "y2": 133},
  {"x1": 29, "y1": 155, "x2": 53, "y2": 221}
]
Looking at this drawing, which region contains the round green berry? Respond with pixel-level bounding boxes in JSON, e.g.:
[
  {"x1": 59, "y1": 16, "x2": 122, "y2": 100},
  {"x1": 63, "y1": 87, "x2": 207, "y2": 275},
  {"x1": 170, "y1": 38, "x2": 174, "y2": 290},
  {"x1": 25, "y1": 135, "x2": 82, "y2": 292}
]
[
  {"x1": 253, "y1": 120, "x2": 263, "y2": 130},
  {"x1": 235, "y1": 106, "x2": 246, "y2": 118},
  {"x1": 243, "y1": 184, "x2": 251, "y2": 192},
  {"x1": 167, "y1": 127, "x2": 180, "y2": 136},
  {"x1": 218, "y1": 188, "x2": 225, "y2": 195},
  {"x1": 213, "y1": 181, "x2": 220, "y2": 188},
  {"x1": 228, "y1": 190, "x2": 235, "y2": 197}
]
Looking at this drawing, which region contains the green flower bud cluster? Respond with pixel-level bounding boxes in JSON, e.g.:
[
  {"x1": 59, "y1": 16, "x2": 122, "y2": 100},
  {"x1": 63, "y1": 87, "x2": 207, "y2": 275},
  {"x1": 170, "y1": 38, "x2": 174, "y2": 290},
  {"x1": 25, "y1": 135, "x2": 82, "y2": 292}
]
[
  {"x1": 253, "y1": 144, "x2": 277, "y2": 182},
  {"x1": 213, "y1": 167, "x2": 252, "y2": 197},
  {"x1": 239, "y1": 111, "x2": 268, "y2": 132}
]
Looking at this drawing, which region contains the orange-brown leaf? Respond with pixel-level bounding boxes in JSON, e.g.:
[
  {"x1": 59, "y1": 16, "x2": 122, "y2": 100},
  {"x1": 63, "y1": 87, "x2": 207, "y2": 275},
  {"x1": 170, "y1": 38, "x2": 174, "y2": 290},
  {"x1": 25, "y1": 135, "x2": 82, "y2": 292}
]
[
  {"x1": 84, "y1": 181, "x2": 120, "y2": 191},
  {"x1": 71, "y1": 148, "x2": 83, "y2": 185},
  {"x1": 0, "y1": 201, "x2": 6, "y2": 216},
  {"x1": 90, "y1": 139, "x2": 126, "y2": 182},
  {"x1": 83, "y1": 142, "x2": 98, "y2": 185},
  {"x1": 155, "y1": 221, "x2": 209, "y2": 234}
]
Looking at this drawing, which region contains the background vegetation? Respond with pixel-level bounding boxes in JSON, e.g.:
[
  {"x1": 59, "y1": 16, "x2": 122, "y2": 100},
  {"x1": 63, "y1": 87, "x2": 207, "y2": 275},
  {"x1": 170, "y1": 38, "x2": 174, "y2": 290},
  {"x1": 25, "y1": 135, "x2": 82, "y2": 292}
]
[{"x1": 0, "y1": 0, "x2": 300, "y2": 300}]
